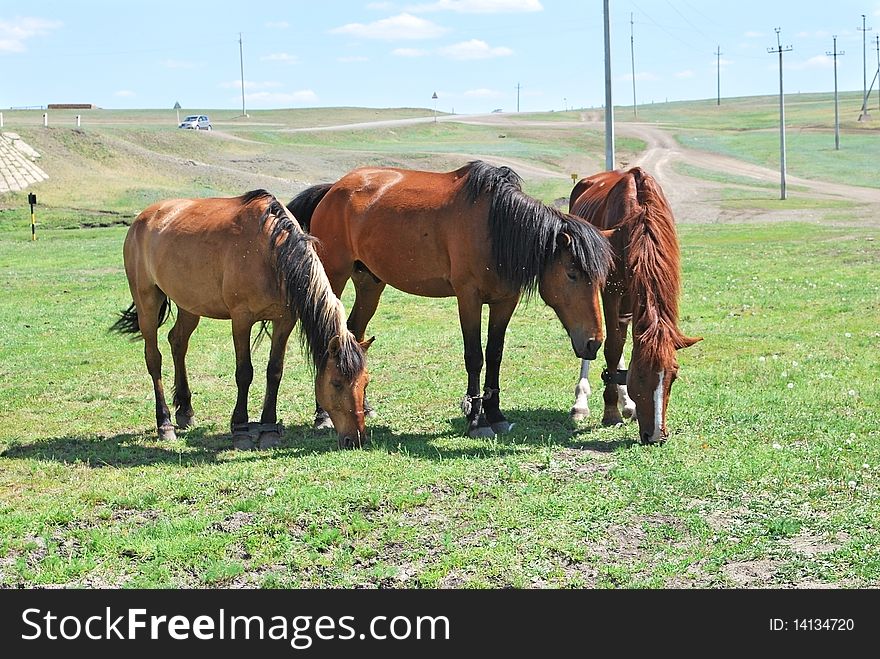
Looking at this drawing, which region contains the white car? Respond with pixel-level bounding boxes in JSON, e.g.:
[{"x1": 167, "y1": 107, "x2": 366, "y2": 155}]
[{"x1": 178, "y1": 115, "x2": 212, "y2": 130}]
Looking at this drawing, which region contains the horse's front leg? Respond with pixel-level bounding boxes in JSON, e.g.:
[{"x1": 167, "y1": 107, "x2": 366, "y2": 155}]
[
  {"x1": 457, "y1": 294, "x2": 492, "y2": 438},
  {"x1": 483, "y1": 298, "x2": 518, "y2": 434},
  {"x1": 600, "y1": 295, "x2": 632, "y2": 426},
  {"x1": 257, "y1": 316, "x2": 295, "y2": 449},
  {"x1": 230, "y1": 315, "x2": 256, "y2": 450},
  {"x1": 570, "y1": 359, "x2": 592, "y2": 421}
]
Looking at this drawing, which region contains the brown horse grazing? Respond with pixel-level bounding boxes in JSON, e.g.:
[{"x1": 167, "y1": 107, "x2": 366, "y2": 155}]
[
  {"x1": 288, "y1": 161, "x2": 612, "y2": 438},
  {"x1": 568, "y1": 168, "x2": 701, "y2": 444},
  {"x1": 111, "y1": 189, "x2": 372, "y2": 449}
]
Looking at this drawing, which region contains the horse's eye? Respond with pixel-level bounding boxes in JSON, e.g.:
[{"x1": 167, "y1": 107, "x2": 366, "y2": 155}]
[
  {"x1": 566, "y1": 270, "x2": 578, "y2": 282},
  {"x1": 332, "y1": 381, "x2": 343, "y2": 391}
]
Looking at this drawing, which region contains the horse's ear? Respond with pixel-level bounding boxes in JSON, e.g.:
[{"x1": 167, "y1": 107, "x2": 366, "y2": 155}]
[
  {"x1": 360, "y1": 336, "x2": 376, "y2": 352},
  {"x1": 556, "y1": 232, "x2": 572, "y2": 250},
  {"x1": 676, "y1": 335, "x2": 702, "y2": 350},
  {"x1": 328, "y1": 335, "x2": 341, "y2": 358},
  {"x1": 601, "y1": 229, "x2": 616, "y2": 240}
]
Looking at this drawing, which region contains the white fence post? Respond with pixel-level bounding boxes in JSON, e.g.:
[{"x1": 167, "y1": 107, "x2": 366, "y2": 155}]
[
  {"x1": 0, "y1": 112, "x2": 4, "y2": 128},
  {"x1": 43, "y1": 112, "x2": 48, "y2": 127},
  {"x1": 76, "y1": 115, "x2": 81, "y2": 128}
]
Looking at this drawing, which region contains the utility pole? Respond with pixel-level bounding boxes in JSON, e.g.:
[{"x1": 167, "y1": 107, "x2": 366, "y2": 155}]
[
  {"x1": 603, "y1": 0, "x2": 615, "y2": 170},
  {"x1": 715, "y1": 45, "x2": 722, "y2": 106},
  {"x1": 828, "y1": 36, "x2": 845, "y2": 151},
  {"x1": 858, "y1": 14, "x2": 872, "y2": 120},
  {"x1": 767, "y1": 28, "x2": 792, "y2": 200},
  {"x1": 630, "y1": 12, "x2": 637, "y2": 118},
  {"x1": 516, "y1": 83, "x2": 521, "y2": 112},
  {"x1": 239, "y1": 33, "x2": 247, "y2": 118},
  {"x1": 876, "y1": 34, "x2": 880, "y2": 110}
]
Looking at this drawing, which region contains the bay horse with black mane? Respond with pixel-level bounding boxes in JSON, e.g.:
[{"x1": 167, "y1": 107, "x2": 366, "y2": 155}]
[
  {"x1": 568, "y1": 168, "x2": 701, "y2": 444},
  {"x1": 111, "y1": 190, "x2": 372, "y2": 449},
  {"x1": 288, "y1": 160, "x2": 612, "y2": 438}
]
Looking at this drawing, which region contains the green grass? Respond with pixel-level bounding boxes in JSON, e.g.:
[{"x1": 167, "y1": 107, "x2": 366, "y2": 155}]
[{"x1": 1, "y1": 220, "x2": 878, "y2": 588}]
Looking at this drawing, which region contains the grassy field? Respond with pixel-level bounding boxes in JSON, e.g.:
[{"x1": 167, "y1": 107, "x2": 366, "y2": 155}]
[{"x1": 1, "y1": 99, "x2": 879, "y2": 588}]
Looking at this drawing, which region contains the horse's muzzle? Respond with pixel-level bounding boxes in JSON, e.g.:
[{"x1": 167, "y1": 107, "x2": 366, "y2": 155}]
[{"x1": 579, "y1": 339, "x2": 602, "y2": 360}]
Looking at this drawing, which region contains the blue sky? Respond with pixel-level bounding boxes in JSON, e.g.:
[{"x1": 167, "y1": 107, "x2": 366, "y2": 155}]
[{"x1": 3, "y1": 1, "x2": 880, "y2": 114}]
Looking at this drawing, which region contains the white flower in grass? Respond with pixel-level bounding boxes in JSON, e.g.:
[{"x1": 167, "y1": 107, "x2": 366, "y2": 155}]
[
  {"x1": 845, "y1": 332, "x2": 852, "y2": 338},
  {"x1": 848, "y1": 390, "x2": 857, "y2": 397},
  {"x1": 758, "y1": 356, "x2": 766, "y2": 362},
  {"x1": 787, "y1": 382, "x2": 794, "y2": 389},
  {"x1": 863, "y1": 464, "x2": 871, "y2": 470},
  {"x1": 847, "y1": 480, "x2": 857, "y2": 490},
  {"x1": 264, "y1": 487, "x2": 276, "y2": 497},
  {"x1": 772, "y1": 443, "x2": 783, "y2": 450}
]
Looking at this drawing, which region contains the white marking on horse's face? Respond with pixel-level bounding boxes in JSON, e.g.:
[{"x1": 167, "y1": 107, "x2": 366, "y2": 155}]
[{"x1": 648, "y1": 371, "x2": 665, "y2": 443}]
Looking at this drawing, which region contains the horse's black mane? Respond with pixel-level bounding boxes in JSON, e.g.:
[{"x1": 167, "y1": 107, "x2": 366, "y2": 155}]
[
  {"x1": 462, "y1": 160, "x2": 612, "y2": 296},
  {"x1": 242, "y1": 189, "x2": 365, "y2": 379}
]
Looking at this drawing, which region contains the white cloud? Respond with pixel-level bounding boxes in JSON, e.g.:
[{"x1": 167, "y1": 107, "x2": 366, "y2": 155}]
[
  {"x1": 675, "y1": 70, "x2": 695, "y2": 79},
  {"x1": 788, "y1": 55, "x2": 833, "y2": 71},
  {"x1": 463, "y1": 88, "x2": 501, "y2": 97},
  {"x1": 265, "y1": 21, "x2": 289, "y2": 29},
  {"x1": 114, "y1": 90, "x2": 136, "y2": 97},
  {"x1": 261, "y1": 53, "x2": 299, "y2": 64},
  {"x1": 438, "y1": 39, "x2": 513, "y2": 59},
  {"x1": 409, "y1": 0, "x2": 542, "y2": 12},
  {"x1": 622, "y1": 72, "x2": 660, "y2": 82},
  {"x1": 338, "y1": 55, "x2": 369, "y2": 62},
  {"x1": 243, "y1": 90, "x2": 319, "y2": 106},
  {"x1": 393, "y1": 47, "x2": 429, "y2": 57},
  {"x1": 330, "y1": 13, "x2": 447, "y2": 40},
  {"x1": 220, "y1": 80, "x2": 284, "y2": 90},
  {"x1": 0, "y1": 17, "x2": 62, "y2": 53}
]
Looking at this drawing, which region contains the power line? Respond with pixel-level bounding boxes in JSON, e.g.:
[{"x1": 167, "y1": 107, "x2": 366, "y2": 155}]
[{"x1": 767, "y1": 28, "x2": 792, "y2": 201}]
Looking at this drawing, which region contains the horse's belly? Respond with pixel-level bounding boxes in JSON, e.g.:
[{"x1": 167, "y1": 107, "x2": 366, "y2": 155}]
[{"x1": 387, "y1": 277, "x2": 455, "y2": 298}]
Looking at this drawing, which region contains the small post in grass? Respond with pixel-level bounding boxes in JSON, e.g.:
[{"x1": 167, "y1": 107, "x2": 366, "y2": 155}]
[{"x1": 28, "y1": 192, "x2": 37, "y2": 241}]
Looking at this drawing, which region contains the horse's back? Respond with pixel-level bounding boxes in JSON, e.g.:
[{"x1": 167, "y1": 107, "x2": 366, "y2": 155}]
[
  {"x1": 124, "y1": 195, "x2": 280, "y2": 319},
  {"x1": 310, "y1": 166, "x2": 491, "y2": 298}
]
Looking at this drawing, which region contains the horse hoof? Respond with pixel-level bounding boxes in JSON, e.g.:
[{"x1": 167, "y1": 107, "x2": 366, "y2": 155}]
[
  {"x1": 570, "y1": 407, "x2": 589, "y2": 421},
  {"x1": 314, "y1": 412, "x2": 334, "y2": 431},
  {"x1": 175, "y1": 412, "x2": 195, "y2": 429},
  {"x1": 622, "y1": 404, "x2": 637, "y2": 420},
  {"x1": 468, "y1": 425, "x2": 496, "y2": 438},
  {"x1": 338, "y1": 435, "x2": 364, "y2": 449},
  {"x1": 233, "y1": 436, "x2": 256, "y2": 450},
  {"x1": 601, "y1": 414, "x2": 624, "y2": 427},
  {"x1": 490, "y1": 420, "x2": 514, "y2": 434},
  {"x1": 258, "y1": 433, "x2": 281, "y2": 449},
  {"x1": 158, "y1": 424, "x2": 177, "y2": 441}
]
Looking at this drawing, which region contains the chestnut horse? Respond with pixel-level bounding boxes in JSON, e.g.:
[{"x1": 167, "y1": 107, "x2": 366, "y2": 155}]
[
  {"x1": 288, "y1": 161, "x2": 612, "y2": 438},
  {"x1": 568, "y1": 168, "x2": 701, "y2": 444},
  {"x1": 111, "y1": 189, "x2": 372, "y2": 449}
]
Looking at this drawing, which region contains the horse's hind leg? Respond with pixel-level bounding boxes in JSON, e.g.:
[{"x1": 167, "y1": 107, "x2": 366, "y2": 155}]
[
  {"x1": 257, "y1": 316, "x2": 295, "y2": 449},
  {"x1": 168, "y1": 309, "x2": 200, "y2": 429},
  {"x1": 230, "y1": 315, "x2": 256, "y2": 450},
  {"x1": 483, "y1": 298, "x2": 518, "y2": 434},
  {"x1": 135, "y1": 286, "x2": 176, "y2": 440}
]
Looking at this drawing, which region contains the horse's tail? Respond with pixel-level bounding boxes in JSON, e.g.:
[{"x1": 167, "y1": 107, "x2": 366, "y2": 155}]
[
  {"x1": 286, "y1": 183, "x2": 334, "y2": 233},
  {"x1": 110, "y1": 298, "x2": 172, "y2": 339}
]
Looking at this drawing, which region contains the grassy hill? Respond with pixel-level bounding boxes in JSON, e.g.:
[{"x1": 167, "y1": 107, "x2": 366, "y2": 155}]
[{"x1": 4, "y1": 90, "x2": 877, "y2": 231}]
